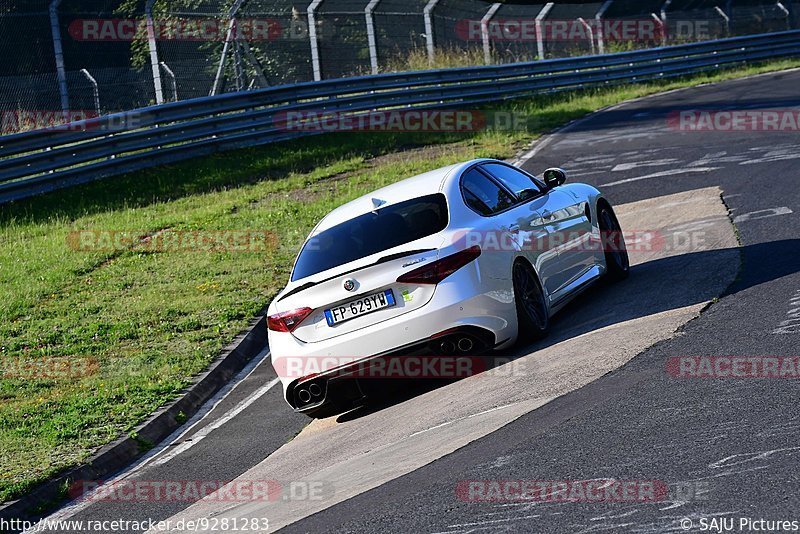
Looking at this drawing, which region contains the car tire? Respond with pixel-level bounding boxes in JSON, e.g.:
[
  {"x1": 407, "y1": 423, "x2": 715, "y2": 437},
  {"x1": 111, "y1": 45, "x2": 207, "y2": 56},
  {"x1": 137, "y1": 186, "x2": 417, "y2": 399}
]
[
  {"x1": 598, "y1": 204, "x2": 630, "y2": 282},
  {"x1": 513, "y1": 261, "x2": 550, "y2": 342}
]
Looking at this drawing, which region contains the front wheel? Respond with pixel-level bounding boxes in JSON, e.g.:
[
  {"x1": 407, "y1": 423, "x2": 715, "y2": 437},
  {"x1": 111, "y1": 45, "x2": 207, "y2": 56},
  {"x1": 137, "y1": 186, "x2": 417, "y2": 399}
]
[
  {"x1": 598, "y1": 205, "x2": 630, "y2": 282},
  {"x1": 513, "y1": 261, "x2": 550, "y2": 343}
]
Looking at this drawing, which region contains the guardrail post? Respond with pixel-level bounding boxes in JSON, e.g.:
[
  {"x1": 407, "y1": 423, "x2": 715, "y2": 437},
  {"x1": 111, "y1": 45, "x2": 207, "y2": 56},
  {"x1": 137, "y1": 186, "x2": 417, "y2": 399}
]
[
  {"x1": 424, "y1": 0, "x2": 440, "y2": 65},
  {"x1": 79, "y1": 68, "x2": 100, "y2": 116},
  {"x1": 596, "y1": 0, "x2": 614, "y2": 54},
  {"x1": 365, "y1": 0, "x2": 381, "y2": 74},
  {"x1": 145, "y1": 0, "x2": 164, "y2": 105},
  {"x1": 49, "y1": 0, "x2": 69, "y2": 114},
  {"x1": 577, "y1": 17, "x2": 595, "y2": 54},
  {"x1": 715, "y1": 6, "x2": 730, "y2": 35},
  {"x1": 535, "y1": 2, "x2": 555, "y2": 60},
  {"x1": 159, "y1": 62, "x2": 178, "y2": 101},
  {"x1": 481, "y1": 3, "x2": 502, "y2": 64},
  {"x1": 308, "y1": 0, "x2": 324, "y2": 81}
]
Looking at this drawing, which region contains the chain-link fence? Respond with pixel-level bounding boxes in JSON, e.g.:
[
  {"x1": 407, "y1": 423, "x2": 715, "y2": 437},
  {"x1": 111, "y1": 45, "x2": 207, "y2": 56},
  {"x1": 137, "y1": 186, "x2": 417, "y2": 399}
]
[{"x1": 1, "y1": 0, "x2": 798, "y2": 133}]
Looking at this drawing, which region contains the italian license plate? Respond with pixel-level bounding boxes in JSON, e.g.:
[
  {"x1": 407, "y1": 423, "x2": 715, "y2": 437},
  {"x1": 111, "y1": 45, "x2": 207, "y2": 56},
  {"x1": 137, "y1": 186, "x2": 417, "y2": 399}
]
[{"x1": 325, "y1": 289, "x2": 396, "y2": 326}]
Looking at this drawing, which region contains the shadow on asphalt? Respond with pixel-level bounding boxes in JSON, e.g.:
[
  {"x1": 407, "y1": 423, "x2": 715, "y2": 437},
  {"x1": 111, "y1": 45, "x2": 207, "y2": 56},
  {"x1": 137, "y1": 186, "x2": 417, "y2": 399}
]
[{"x1": 336, "y1": 239, "x2": 800, "y2": 423}]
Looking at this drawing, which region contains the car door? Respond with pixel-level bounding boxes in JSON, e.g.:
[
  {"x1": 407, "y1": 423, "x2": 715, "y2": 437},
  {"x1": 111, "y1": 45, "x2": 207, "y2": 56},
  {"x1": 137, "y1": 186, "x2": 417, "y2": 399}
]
[
  {"x1": 478, "y1": 163, "x2": 593, "y2": 299},
  {"x1": 539, "y1": 188, "x2": 596, "y2": 295},
  {"x1": 461, "y1": 164, "x2": 561, "y2": 298}
]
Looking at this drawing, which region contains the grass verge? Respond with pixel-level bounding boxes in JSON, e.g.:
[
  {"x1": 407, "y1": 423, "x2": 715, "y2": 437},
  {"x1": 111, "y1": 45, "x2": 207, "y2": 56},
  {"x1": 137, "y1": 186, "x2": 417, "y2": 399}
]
[{"x1": 1, "y1": 59, "x2": 798, "y2": 503}]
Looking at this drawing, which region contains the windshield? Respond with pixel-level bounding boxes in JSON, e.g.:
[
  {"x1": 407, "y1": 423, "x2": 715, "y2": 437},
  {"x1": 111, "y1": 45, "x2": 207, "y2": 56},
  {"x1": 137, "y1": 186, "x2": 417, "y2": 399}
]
[{"x1": 291, "y1": 193, "x2": 448, "y2": 281}]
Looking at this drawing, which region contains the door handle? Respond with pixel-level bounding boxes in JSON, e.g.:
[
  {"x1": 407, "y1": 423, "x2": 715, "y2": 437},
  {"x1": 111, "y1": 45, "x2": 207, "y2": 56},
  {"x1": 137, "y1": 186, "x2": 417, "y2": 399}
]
[
  {"x1": 541, "y1": 210, "x2": 553, "y2": 220},
  {"x1": 505, "y1": 224, "x2": 520, "y2": 232}
]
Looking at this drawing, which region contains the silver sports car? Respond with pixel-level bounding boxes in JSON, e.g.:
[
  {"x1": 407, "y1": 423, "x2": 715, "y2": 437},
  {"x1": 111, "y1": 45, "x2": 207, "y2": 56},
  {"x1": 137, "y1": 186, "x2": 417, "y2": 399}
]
[{"x1": 268, "y1": 158, "x2": 629, "y2": 417}]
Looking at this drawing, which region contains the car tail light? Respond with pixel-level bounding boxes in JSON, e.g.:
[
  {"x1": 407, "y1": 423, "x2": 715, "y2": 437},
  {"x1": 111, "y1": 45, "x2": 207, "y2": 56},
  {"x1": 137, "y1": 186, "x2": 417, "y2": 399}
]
[
  {"x1": 396, "y1": 246, "x2": 481, "y2": 285},
  {"x1": 267, "y1": 307, "x2": 313, "y2": 332}
]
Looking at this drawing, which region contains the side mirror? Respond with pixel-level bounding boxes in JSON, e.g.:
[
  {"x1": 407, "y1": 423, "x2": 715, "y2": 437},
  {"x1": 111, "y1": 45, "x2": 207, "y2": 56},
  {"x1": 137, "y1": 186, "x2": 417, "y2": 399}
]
[{"x1": 542, "y1": 168, "x2": 567, "y2": 189}]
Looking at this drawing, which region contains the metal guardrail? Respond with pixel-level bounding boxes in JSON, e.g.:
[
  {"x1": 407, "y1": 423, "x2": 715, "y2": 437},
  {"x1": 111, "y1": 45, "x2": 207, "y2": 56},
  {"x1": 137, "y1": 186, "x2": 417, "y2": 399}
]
[{"x1": 2, "y1": 30, "x2": 800, "y2": 204}]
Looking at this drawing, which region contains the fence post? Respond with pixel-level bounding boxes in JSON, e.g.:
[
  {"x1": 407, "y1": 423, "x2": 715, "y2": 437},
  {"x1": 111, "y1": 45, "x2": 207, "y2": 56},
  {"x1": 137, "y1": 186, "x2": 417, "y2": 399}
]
[
  {"x1": 145, "y1": 0, "x2": 164, "y2": 105},
  {"x1": 211, "y1": 0, "x2": 247, "y2": 96},
  {"x1": 233, "y1": 31, "x2": 245, "y2": 91},
  {"x1": 159, "y1": 62, "x2": 178, "y2": 101},
  {"x1": 79, "y1": 69, "x2": 100, "y2": 116},
  {"x1": 714, "y1": 6, "x2": 730, "y2": 35},
  {"x1": 577, "y1": 18, "x2": 595, "y2": 54},
  {"x1": 651, "y1": 13, "x2": 666, "y2": 46},
  {"x1": 535, "y1": 2, "x2": 555, "y2": 60},
  {"x1": 212, "y1": 21, "x2": 234, "y2": 95},
  {"x1": 777, "y1": 2, "x2": 791, "y2": 30},
  {"x1": 595, "y1": 0, "x2": 614, "y2": 54},
  {"x1": 365, "y1": 0, "x2": 381, "y2": 74},
  {"x1": 659, "y1": 0, "x2": 673, "y2": 44},
  {"x1": 49, "y1": 0, "x2": 69, "y2": 114},
  {"x1": 481, "y1": 3, "x2": 502, "y2": 64},
  {"x1": 660, "y1": 0, "x2": 673, "y2": 25},
  {"x1": 308, "y1": 0, "x2": 324, "y2": 81},
  {"x1": 424, "y1": 0, "x2": 440, "y2": 65}
]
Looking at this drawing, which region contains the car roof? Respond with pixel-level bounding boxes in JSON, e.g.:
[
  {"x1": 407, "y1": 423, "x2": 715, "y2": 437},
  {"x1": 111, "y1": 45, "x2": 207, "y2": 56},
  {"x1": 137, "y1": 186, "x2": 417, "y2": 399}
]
[{"x1": 310, "y1": 160, "x2": 490, "y2": 235}]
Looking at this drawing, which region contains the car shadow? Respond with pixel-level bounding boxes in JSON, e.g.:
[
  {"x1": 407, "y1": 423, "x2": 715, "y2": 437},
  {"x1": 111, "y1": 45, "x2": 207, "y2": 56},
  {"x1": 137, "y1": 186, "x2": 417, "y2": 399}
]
[{"x1": 336, "y1": 239, "x2": 800, "y2": 423}]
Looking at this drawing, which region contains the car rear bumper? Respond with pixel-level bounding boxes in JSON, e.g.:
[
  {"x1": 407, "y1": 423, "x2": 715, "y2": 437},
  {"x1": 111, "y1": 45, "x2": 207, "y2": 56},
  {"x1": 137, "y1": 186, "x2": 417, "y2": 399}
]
[
  {"x1": 286, "y1": 325, "x2": 500, "y2": 412},
  {"x1": 269, "y1": 268, "x2": 517, "y2": 412}
]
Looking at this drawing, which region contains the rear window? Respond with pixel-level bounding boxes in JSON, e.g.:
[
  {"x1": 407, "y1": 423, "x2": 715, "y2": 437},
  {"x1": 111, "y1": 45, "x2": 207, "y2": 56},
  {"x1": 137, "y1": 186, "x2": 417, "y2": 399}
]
[{"x1": 291, "y1": 193, "x2": 448, "y2": 281}]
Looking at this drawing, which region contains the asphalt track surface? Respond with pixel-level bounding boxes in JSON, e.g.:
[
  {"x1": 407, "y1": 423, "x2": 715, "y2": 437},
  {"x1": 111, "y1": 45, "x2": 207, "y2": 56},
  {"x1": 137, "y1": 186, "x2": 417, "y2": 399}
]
[
  {"x1": 279, "y1": 70, "x2": 800, "y2": 532},
  {"x1": 32, "y1": 70, "x2": 800, "y2": 533}
]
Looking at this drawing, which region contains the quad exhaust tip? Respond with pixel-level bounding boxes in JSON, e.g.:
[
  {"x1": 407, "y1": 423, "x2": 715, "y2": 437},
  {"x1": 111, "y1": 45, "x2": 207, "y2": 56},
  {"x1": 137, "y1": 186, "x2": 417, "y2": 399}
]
[
  {"x1": 438, "y1": 336, "x2": 475, "y2": 355},
  {"x1": 297, "y1": 381, "x2": 324, "y2": 406}
]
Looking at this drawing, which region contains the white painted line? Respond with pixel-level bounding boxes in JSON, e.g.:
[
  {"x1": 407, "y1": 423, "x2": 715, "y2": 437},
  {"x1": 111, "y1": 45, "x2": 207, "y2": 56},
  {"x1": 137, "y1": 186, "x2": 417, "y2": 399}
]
[
  {"x1": 612, "y1": 158, "x2": 679, "y2": 172},
  {"x1": 733, "y1": 207, "x2": 793, "y2": 224},
  {"x1": 136, "y1": 346, "x2": 273, "y2": 469},
  {"x1": 34, "y1": 348, "x2": 274, "y2": 525},
  {"x1": 602, "y1": 167, "x2": 720, "y2": 187},
  {"x1": 149, "y1": 377, "x2": 281, "y2": 467},
  {"x1": 510, "y1": 67, "x2": 800, "y2": 169}
]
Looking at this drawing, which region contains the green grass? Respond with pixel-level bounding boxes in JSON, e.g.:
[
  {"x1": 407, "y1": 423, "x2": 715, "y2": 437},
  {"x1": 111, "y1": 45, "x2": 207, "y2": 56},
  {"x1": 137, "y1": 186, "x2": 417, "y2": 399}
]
[{"x1": 1, "y1": 58, "x2": 798, "y2": 503}]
